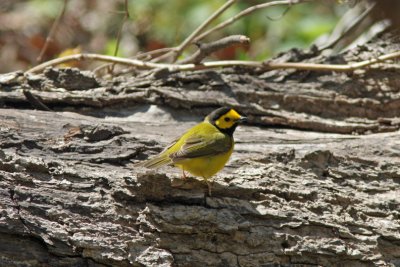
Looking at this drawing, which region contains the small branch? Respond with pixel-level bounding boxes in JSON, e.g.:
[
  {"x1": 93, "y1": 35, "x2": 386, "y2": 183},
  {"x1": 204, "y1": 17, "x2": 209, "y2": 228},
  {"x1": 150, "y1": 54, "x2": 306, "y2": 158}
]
[
  {"x1": 25, "y1": 50, "x2": 400, "y2": 74},
  {"x1": 93, "y1": 48, "x2": 174, "y2": 76},
  {"x1": 194, "y1": 0, "x2": 312, "y2": 43},
  {"x1": 153, "y1": 0, "x2": 237, "y2": 63},
  {"x1": 179, "y1": 35, "x2": 250, "y2": 64},
  {"x1": 263, "y1": 50, "x2": 400, "y2": 71},
  {"x1": 265, "y1": 2, "x2": 292, "y2": 21},
  {"x1": 37, "y1": 0, "x2": 68, "y2": 63},
  {"x1": 318, "y1": 2, "x2": 376, "y2": 51},
  {"x1": 113, "y1": 0, "x2": 130, "y2": 58},
  {"x1": 108, "y1": 0, "x2": 130, "y2": 74},
  {"x1": 135, "y1": 47, "x2": 174, "y2": 61},
  {"x1": 26, "y1": 54, "x2": 172, "y2": 74}
]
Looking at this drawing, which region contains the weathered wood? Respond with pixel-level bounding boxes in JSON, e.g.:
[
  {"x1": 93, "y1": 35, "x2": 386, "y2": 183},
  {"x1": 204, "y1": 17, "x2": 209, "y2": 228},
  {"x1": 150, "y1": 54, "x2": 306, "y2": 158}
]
[
  {"x1": 1, "y1": 32, "x2": 400, "y2": 134},
  {"x1": 1, "y1": 31, "x2": 400, "y2": 267},
  {"x1": 0, "y1": 107, "x2": 399, "y2": 267}
]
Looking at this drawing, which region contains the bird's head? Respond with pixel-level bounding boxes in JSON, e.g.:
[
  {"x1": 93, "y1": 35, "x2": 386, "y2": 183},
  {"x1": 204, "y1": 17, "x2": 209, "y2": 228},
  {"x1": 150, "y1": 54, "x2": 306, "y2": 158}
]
[{"x1": 205, "y1": 107, "x2": 247, "y2": 135}]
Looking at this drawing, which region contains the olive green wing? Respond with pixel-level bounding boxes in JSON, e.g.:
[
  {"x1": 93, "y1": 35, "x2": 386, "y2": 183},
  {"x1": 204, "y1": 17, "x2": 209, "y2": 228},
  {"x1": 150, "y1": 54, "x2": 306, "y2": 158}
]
[
  {"x1": 139, "y1": 137, "x2": 180, "y2": 169},
  {"x1": 170, "y1": 133, "x2": 232, "y2": 162}
]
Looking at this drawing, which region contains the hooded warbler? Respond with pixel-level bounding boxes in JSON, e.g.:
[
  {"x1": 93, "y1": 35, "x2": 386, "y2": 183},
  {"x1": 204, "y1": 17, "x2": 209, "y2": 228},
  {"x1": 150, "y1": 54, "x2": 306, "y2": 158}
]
[{"x1": 140, "y1": 107, "x2": 246, "y2": 195}]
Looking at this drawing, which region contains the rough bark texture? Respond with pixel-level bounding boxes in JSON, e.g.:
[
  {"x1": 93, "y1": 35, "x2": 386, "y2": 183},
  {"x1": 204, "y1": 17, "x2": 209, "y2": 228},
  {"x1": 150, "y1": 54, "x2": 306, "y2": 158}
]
[{"x1": 0, "y1": 32, "x2": 400, "y2": 267}]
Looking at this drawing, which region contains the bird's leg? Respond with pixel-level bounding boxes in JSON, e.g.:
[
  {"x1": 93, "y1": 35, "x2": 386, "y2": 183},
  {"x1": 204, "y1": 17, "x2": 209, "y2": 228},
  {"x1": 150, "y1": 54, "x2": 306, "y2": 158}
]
[
  {"x1": 205, "y1": 178, "x2": 213, "y2": 196},
  {"x1": 181, "y1": 169, "x2": 187, "y2": 179}
]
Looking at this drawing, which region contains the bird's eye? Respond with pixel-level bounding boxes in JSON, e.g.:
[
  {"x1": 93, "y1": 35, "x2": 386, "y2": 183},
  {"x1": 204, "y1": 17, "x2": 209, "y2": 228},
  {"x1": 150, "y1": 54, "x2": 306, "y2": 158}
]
[{"x1": 224, "y1": 117, "x2": 231, "y2": 122}]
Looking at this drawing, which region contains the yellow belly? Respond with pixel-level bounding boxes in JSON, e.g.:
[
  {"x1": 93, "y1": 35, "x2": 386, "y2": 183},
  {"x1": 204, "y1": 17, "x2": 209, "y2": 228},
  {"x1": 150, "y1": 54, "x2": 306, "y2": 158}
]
[{"x1": 175, "y1": 150, "x2": 233, "y2": 180}]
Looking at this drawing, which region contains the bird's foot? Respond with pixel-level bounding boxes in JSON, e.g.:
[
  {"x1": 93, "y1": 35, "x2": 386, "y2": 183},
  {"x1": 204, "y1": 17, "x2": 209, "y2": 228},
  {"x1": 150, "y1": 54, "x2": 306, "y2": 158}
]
[{"x1": 181, "y1": 170, "x2": 188, "y2": 179}]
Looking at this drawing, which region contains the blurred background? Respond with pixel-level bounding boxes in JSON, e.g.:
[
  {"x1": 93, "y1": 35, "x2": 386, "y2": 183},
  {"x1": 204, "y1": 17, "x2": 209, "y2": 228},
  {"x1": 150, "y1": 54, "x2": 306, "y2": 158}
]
[{"x1": 0, "y1": 0, "x2": 380, "y2": 72}]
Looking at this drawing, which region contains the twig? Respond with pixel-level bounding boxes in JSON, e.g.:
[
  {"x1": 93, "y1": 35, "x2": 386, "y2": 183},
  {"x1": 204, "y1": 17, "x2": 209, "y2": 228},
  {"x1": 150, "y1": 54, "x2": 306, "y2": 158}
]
[
  {"x1": 108, "y1": 0, "x2": 130, "y2": 74},
  {"x1": 262, "y1": 50, "x2": 400, "y2": 71},
  {"x1": 93, "y1": 48, "x2": 174, "y2": 76},
  {"x1": 194, "y1": 0, "x2": 312, "y2": 43},
  {"x1": 179, "y1": 35, "x2": 250, "y2": 64},
  {"x1": 93, "y1": 47, "x2": 174, "y2": 76},
  {"x1": 25, "y1": 50, "x2": 400, "y2": 74},
  {"x1": 152, "y1": 0, "x2": 237, "y2": 63},
  {"x1": 135, "y1": 47, "x2": 174, "y2": 60},
  {"x1": 37, "y1": 0, "x2": 68, "y2": 63},
  {"x1": 26, "y1": 54, "x2": 171, "y2": 74},
  {"x1": 265, "y1": 2, "x2": 292, "y2": 21},
  {"x1": 318, "y1": 2, "x2": 376, "y2": 51}
]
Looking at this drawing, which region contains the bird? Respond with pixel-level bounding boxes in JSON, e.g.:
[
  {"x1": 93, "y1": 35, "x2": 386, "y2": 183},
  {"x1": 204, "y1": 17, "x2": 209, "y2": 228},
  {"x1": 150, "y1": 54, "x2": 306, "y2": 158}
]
[{"x1": 139, "y1": 107, "x2": 246, "y2": 195}]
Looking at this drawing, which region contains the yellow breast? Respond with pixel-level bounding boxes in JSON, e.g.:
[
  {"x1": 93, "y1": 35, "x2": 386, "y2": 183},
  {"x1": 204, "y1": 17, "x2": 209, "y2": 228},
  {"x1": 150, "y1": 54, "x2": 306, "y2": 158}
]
[{"x1": 175, "y1": 144, "x2": 233, "y2": 179}]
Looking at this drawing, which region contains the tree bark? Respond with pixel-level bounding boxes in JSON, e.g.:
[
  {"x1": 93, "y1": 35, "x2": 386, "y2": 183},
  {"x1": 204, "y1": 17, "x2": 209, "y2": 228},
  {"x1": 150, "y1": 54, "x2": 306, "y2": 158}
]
[{"x1": 0, "y1": 32, "x2": 400, "y2": 267}]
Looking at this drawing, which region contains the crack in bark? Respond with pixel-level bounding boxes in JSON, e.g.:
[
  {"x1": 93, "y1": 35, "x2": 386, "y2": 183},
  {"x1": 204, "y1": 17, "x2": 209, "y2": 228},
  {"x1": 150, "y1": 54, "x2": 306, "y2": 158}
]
[{"x1": 8, "y1": 188, "x2": 32, "y2": 235}]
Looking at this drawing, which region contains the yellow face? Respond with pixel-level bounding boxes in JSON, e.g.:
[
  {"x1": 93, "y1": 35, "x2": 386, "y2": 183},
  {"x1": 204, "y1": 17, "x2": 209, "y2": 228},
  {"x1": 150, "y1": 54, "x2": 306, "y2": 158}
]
[{"x1": 214, "y1": 109, "x2": 242, "y2": 129}]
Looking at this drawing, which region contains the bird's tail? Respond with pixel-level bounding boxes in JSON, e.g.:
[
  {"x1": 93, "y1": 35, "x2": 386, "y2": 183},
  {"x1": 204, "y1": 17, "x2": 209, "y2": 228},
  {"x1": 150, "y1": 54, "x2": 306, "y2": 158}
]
[{"x1": 135, "y1": 153, "x2": 172, "y2": 169}]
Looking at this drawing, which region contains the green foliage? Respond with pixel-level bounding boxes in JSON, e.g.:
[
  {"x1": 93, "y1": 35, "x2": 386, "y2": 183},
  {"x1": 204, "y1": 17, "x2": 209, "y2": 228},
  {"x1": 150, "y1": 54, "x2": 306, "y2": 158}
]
[
  {"x1": 129, "y1": 0, "x2": 343, "y2": 59},
  {"x1": 29, "y1": 0, "x2": 64, "y2": 18},
  {"x1": 0, "y1": 0, "x2": 347, "y2": 72}
]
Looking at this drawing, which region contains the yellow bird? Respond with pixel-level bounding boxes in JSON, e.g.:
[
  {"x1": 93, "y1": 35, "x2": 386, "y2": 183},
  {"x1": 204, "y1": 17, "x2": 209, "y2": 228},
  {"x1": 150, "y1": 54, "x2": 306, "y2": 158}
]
[{"x1": 140, "y1": 107, "x2": 246, "y2": 195}]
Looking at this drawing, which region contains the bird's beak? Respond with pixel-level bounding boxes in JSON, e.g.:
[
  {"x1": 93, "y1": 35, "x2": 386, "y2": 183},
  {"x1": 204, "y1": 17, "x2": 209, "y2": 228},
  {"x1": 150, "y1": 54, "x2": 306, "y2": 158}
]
[{"x1": 237, "y1": 116, "x2": 247, "y2": 123}]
